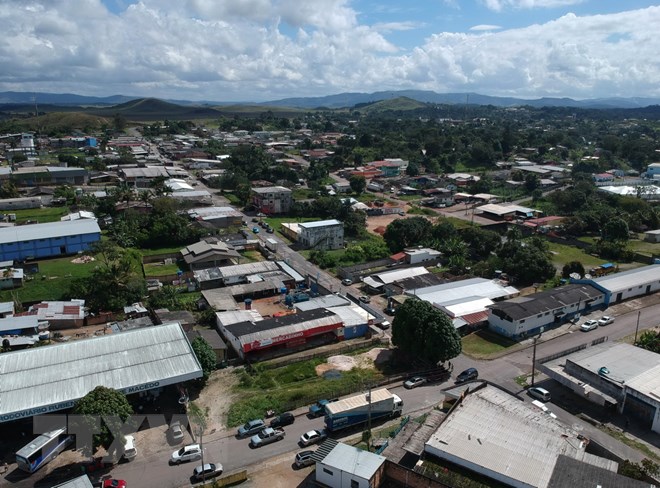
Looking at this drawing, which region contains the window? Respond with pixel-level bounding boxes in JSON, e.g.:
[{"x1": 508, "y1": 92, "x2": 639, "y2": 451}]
[
  {"x1": 351, "y1": 480, "x2": 360, "y2": 488},
  {"x1": 520, "y1": 319, "x2": 526, "y2": 324},
  {"x1": 537, "y1": 314, "x2": 542, "y2": 318},
  {"x1": 323, "y1": 468, "x2": 334, "y2": 476}
]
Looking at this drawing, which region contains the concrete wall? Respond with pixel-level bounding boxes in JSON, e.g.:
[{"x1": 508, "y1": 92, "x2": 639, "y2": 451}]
[{"x1": 384, "y1": 461, "x2": 452, "y2": 488}]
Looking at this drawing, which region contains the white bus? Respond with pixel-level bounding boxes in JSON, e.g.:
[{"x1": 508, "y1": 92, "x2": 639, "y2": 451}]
[{"x1": 16, "y1": 427, "x2": 74, "y2": 474}]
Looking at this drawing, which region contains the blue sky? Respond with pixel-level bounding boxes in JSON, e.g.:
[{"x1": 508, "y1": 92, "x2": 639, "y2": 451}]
[{"x1": 1, "y1": 0, "x2": 659, "y2": 102}]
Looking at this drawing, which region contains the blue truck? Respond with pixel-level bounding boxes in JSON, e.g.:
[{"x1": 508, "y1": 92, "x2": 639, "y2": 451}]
[{"x1": 324, "y1": 388, "x2": 403, "y2": 432}]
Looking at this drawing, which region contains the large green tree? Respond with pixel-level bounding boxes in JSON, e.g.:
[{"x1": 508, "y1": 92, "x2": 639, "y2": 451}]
[
  {"x1": 392, "y1": 298, "x2": 461, "y2": 365},
  {"x1": 383, "y1": 217, "x2": 433, "y2": 252},
  {"x1": 349, "y1": 175, "x2": 367, "y2": 195},
  {"x1": 73, "y1": 386, "x2": 133, "y2": 454},
  {"x1": 191, "y1": 336, "x2": 217, "y2": 382}
]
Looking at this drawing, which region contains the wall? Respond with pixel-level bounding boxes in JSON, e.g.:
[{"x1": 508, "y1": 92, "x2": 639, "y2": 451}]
[
  {"x1": 0, "y1": 231, "x2": 101, "y2": 261},
  {"x1": 384, "y1": 461, "x2": 452, "y2": 488}
]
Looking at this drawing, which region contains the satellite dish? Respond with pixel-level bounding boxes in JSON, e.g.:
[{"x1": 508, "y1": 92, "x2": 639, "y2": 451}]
[
  {"x1": 584, "y1": 274, "x2": 592, "y2": 279},
  {"x1": 569, "y1": 273, "x2": 581, "y2": 279}
]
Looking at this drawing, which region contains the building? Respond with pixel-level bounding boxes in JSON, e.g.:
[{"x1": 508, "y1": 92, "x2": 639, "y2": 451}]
[
  {"x1": 478, "y1": 203, "x2": 541, "y2": 221},
  {"x1": 51, "y1": 475, "x2": 94, "y2": 488},
  {"x1": 313, "y1": 440, "x2": 387, "y2": 488},
  {"x1": 188, "y1": 206, "x2": 244, "y2": 228},
  {"x1": 488, "y1": 284, "x2": 604, "y2": 338},
  {"x1": 547, "y1": 455, "x2": 656, "y2": 488},
  {"x1": 404, "y1": 247, "x2": 442, "y2": 264},
  {"x1": 11, "y1": 166, "x2": 88, "y2": 186},
  {"x1": 0, "y1": 197, "x2": 41, "y2": 211},
  {"x1": 187, "y1": 328, "x2": 228, "y2": 364},
  {"x1": 583, "y1": 264, "x2": 660, "y2": 305},
  {"x1": 218, "y1": 308, "x2": 344, "y2": 360},
  {"x1": 251, "y1": 186, "x2": 292, "y2": 214},
  {"x1": 0, "y1": 266, "x2": 23, "y2": 289},
  {"x1": 0, "y1": 219, "x2": 101, "y2": 261},
  {"x1": 118, "y1": 166, "x2": 170, "y2": 188},
  {"x1": 193, "y1": 261, "x2": 280, "y2": 289},
  {"x1": 646, "y1": 162, "x2": 660, "y2": 179},
  {"x1": 540, "y1": 343, "x2": 660, "y2": 434},
  {"x1": 363, "y1": 267, "x2": 430, "y2": 292},
  {"x1": 24, "y1": 299, "x2": 86, "y2": 330},
  {"x1": 0, "y1": 315, "x2": 49, "y2": 347},
  {"x1": 425, "y1": 384, "x2": 619, "y2": 488},
  {"x1": 298, "y1": 220, "x2": 344, "y2": 250},
  {"x1": 643, "y1": 229, "x2": 660, "y2": 243},
  {"x1": 0, "y1": 323, "x2": 202, "y2": 423},
  {"x1": 181, "y1": 240, "x2": 240, "y2": 271}
]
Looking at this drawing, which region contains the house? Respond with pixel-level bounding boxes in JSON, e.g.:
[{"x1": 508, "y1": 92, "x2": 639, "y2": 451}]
[
  {"x1": 313, "y1": 440, "x2": 387, "y2": 488},
  {"x1": 24, "y1": 299, "x2": 86, "y2": 330},
  {"x1": 188, "y1": 206, "x2": 244, "y2": 228},
  {"x1": 251, "y1": 186, "x2": 292, "y2": 214},
  {"x1": 60, "y1": 210, "x2": 96, "y2": 221},
  {"x1": 404, "y1": 247, "x2": 442, "y2": 265},
  {"x1": 332, "y1": 181, "x2": 351, "y2": 194},
  {"x1": 645, "y1": 162, "x2": 660, "y2": 179},
  {"x1": 181, "y1": 240, "x2": 240, "y2": 271},
  {"x1": 187, "y1": 328, "x2": 228, "y2": 364},
  {"x1": 298, "y1": 220, "x2": 344, "y2": 250},
  {"x1": 11, "y1": 166, "x2": 88, "y2": 187},
  {"x1": 0, "y1": 197, "x2": 42, "y2": 211},
  {"x1": 643, "y1": 229, "x2": 660, "y2": 243},
  {"x1": 0, "y1": 267, "x2": 23, "y2": 289},
  {"x1": 488, "y1": 284, "x2": 604, "y2": 338},
  {"x1": 0, "y1": 219, "x2": 101, "y2": 262},
  {"x1": 118, "y1": 166, "x2": 170, "y2": 187}
]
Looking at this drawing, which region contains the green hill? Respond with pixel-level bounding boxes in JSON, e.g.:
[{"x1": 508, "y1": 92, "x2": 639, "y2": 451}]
[
  {"x1": 1, "y1": 112, "x2": 110, "y2": 133},
  {"x1": 357, "y1": 96, "x2": 427, "y2": 113},
  {"x1": 88, "y1": 97, "x2": 222, "y2": 121}
]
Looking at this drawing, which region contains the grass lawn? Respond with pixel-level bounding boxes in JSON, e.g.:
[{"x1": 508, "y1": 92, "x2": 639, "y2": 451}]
[
  {"x1": 407, "y1": 206, "x2": 437, "y2": 216},
  {"x1": 10, "y1": 206, "x2": 70, "y2": 224},
  {"x1": 143, "y1": 262, "x2": 180, "y2": 277},
  {"x1": 546, "y1": 241, "x2": 605, "y2": 268},
  {"x1": 461, "y1": 329, "x2": 520, "y2": 360},
  {"x1": 140, "y1": 245, "x2": 185, "y2": 256},
  {"x1": 628, "y1": 239, "x2": 660, "y2": 255},
  {"x1": 0, "y1": 255, "x2": 97, "y2": 303},
  {"x1": 396, "y1": 194, "x2": 423, "y2": 202}
]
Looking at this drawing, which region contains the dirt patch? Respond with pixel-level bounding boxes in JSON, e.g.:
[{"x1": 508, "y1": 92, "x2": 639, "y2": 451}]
[
  {"x1": 193, "y1": 367, "x2": 240, "y2": 433},
  {"x1": 314, "y1": 348, "x2": 392, "y2": 375}
]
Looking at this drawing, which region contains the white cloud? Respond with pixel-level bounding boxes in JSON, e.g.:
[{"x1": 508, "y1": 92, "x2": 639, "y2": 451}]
[
  {"x1": 480, "y1": 0, "x2": 585, "y2": 11},
  {"x1": 0, "y1": 1, "x2": 658, "y2": 101}
]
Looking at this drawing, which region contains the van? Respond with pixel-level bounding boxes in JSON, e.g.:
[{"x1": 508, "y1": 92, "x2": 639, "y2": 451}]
[{"x1": 122, "y1": 435, "x2": 137, "y2": 461}]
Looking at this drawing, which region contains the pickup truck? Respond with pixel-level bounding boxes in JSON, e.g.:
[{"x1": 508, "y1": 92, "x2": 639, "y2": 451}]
[
  {"x1": 250, "y1": 427, "x2": 285, "y2": 447},
  {"x1": 308, "y1": 398, "x2": 337, "y2": 417}
]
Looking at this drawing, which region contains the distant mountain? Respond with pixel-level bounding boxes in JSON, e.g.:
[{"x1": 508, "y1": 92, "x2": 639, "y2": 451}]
[
  {"x1": 0, "y1": 91, "x2": 136, "y2": 106},
  {"x1": 86, "y1": 98, "x2": 222, "y2": 120},
  {"x1": 265, "y1": 90, "x2": 660, "y2": 110}
]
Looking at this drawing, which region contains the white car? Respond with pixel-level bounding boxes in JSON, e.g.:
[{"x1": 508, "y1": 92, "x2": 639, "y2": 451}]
[
  {"x1": 169, "y1": 420, "x2": 185, "y2": 443},
  {"x1": 598, "y1": 315, "x2": 614, "y2": 326},
  {"x1": 170, "y1": 444, "x2": 202, "y2": 465},
  {"x1": 299, "y1": 430, "x2": 327, "y2": 447},
  {"x1": 527, "y1": 387, "x2": 551, "y2": 402},
  {"x1": 580, "y1": 320, "x2": 598, "y2": 332},
  {"x1": 193, "y1": 463, "x2": 223, "y2": 481}
]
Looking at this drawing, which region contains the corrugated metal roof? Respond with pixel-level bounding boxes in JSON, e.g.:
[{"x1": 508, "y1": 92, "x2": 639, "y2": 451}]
[
  {"x1": 52, "y1": 475, "x2": 94, "y2": 488},
  {"x1": 566, "y1": 343, "x2": 659, "y2": 385},
  {"x1": 366, "y1": 267, "x2": 430, "y2": 288},
  {"x1": 327, "y1": 305, "x2": 372, "y2": 326},
  {"x1": 592, "y1": 264, "x2": 660, "y2": 294},
  {"x1": 230, "y1": 310, "x2": 341, "y2": 342},
  {"x1": 625, "y1": 364, "x2": 660, "y2": 398},
  {"x1": 0, "y1": 219, "x2": 101, "y2": 245},
  {"x1": 414, "y1": 278, "x2": 517, "y2": 304},
  {"x1": 0, "y1": 323, "x2": 202, "y2": 422},
  {"x1": 215, "y1": 309, "x2": 263, "y2": 327},
  {"x1": 218, "y1": 261, "x2": 280, "y2": 279},
  {"x1": 299, "y1": 219, "x2": 342, "y2": 229},
  {"x1": 319, "y1": 442, "x2": 386, "y2": 480},
  {"x1": 295, "y1": 294, "x2": 351, "y2": 311},
  {"x1": 0, "y1": 315, "x2": 39, "y2": 333},
  {"x1": 489, "y1": 284, "x2": 600, "y2": 320},
  {"x1": 326, "y1": 388, "x2": 392, "y2": 415},
  {"x1": 276, "y1": 261, "x2": 304, "y2": 282},
  {"x1": 425, "y1": 386, "x2": 599, "y2": 488}
]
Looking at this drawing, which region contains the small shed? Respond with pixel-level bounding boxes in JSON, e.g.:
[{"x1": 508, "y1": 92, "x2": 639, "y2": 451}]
[
  {"x1": 643, "y1": 229, "x2": 660, "y2": 243},
  {"x1": 313, "y1": 440, "x2": 386, "y2": 488}
]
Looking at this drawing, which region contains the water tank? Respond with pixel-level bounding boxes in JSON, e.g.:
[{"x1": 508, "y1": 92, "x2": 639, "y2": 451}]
[{"x1": 244, "y1": 298, "x2": 252, "y2": 310}]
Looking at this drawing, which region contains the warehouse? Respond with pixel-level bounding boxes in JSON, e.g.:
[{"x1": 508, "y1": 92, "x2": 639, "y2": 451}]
[
  {"x1": 219, "y1": 308, "x2": 344, "y2": 360},
  {"x1": 0, "y1": 322, "x2": 202, "y2": 423},
  {"x1": 582, "y1": 263, "x2": 660, "y2": 305}
]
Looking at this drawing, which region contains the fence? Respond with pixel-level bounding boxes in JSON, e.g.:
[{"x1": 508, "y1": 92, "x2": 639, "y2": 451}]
[
  {"x1": 538, "y1": 335, "x2": 608, "y2": 365},
  {"x1": 385, "y1": 461, "x2": 452, "y2": 488}
]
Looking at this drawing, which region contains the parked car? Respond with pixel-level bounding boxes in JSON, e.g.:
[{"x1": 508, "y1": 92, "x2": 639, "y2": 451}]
[
  {"x1": 252, "y1": 227, "x2": 260, "y2": 234},
  {"x1": 455, "y1": 368, "x2": 478, "y2": 384},
  {"x1": 299, "y1": 430, "x2": 327, "y2": 447},
  {"x1": 250, "y1": 427, "x2": 285, "y2": 447},
  {"x1": 359, "y1": 295, "x2": 371, "y2": 304},
  {"x1": 598, "y1": 315, "x2": 614, "y2": 326},
  {"x1": 169, "y1": 420, "x2": 185, "y2": 443},
  {"x1": 270, "y1": 412, "x2": 295, "y2": 428},
  {"x1": 527, "y1": 387, "x2": 551, "y2": 402},
  {"x1": 294, "y1": 450, "x2": 316, "y2": 468},
  {"x1": 341, "y1": 278, "x2": 353, "y2": 286},
  {"x1": 103, "y1": 480, "x2": 127, "y2": 488},
  {"x1": 377, "y1": 320, "x2": 390, "y2": 330},
  {"x1": 237, "y1": 419, "x2": 266, "y2": 438},
  {"x1": 170, "y1": 444, "x2": 202, "y2": 465},
  {"x1": 193, "y1": 463, "x2": 223, "y2": 481},
  {"x1": 266, "y1": 228, "x2": 274, "y2": 233},
  {"x1": 122, "y1": 435, "x2": 137, "y2": 461},
  {"x1": 308, "y1": 400, "x2": 332, "y2": 417},
  {"x1": 404, "y1": 376, "x2": 427, "y2": 389},
  {"x1": 580, "y1": 320, "x2": 598, "y2": 332},
  {"x1": 384, "y1": 306, "x2": 396, "y2": 315}
]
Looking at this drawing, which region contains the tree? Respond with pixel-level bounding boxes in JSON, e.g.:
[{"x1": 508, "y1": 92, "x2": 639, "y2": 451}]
[
  {"x1": 636, "y1": 330, "x2": 660, "y2": 353},
  {"x1": 562, "y1": 261, "x2": 585, "y2": 279},
  {"x1": 392, "y1": 298, "x2": 461, "y2": 365},
  {"x1": 383, "y1": 217, "x2": 433, "y2": 252},
  {"x1": 72, "y1": 386, "x2": 133, "y2": 454},
  {"x1": 349, "y1": 175, "x2": 367, "y2": 195},
  {"x1": 601, "y1": 217, "x2": 629, "y2": 243},
  {"x1": 191, "y1": 336, "x2": 216, "y2": 382}
]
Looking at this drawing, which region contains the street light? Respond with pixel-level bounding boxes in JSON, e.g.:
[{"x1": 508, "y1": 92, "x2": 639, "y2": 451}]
[{"x1": 531, "y1": 327, "x2": 544, "y2": 387}]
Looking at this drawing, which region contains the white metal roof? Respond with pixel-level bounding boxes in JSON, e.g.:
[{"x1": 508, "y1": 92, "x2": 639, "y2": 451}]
[
  {"x1": 440, "y1": 296, "x2": 494, "y2": 317},
  {"x1": 215, "y1": 309, "x2": 263, "y2": 327},
  {"x1": 425, "y1": 386, "x2": 614, "y2": 488},
  {"x1": 411, "y1": 278, "x2": 518, "y2": 304},
  {"x1": 299, "y1": 219, "x2": 342, "y2": 229},
  {"x1": 365, "y1": 267, "x2": 430, "y2": 288},
  {"x1": 320, "y1": 442, "x2": 386, "y2": 480},
  {"x1": 0, "y1": 315, "x2": 39, "y2": 333},
  {"x1": 625, "y1": 363, "x2": 660, "y2": 399},
  {"x1": 564, "y1": 343, "x2": 659, "y2": 384},
  {"x1": 218, "y1": 261, "x2": 280, "y2": 279},
  {"x1": 295, "y1": 294, "x2": 351, "y2": 311},
  {"x1": 0, "y1": 219, "x2": 101, "y2": 245},
  {"x1": 327, "y1": 305, "x2": 373, "y2": 326},
  {"x1": 592, "y1": 264, "x2": 660, "y2": 294},
  {"x1": 0, "y1": 323, "x2": 202, "y2": 422}
]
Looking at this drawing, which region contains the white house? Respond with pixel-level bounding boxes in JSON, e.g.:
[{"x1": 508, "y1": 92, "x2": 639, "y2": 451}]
[
  {"x1": 314, "y1": 440, "x2": 386, "y2": 488},
  {"x1": 404, "y1": 247, "x2": 442, "y2": 264},
  {"x1": 299, "y1": 220, "x2": 344, "y2": 250}
]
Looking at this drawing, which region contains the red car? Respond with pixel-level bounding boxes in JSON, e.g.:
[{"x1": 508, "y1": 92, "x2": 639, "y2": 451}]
[{"x1": 103, "y1": 480, "x2": 127, "y2": 488}]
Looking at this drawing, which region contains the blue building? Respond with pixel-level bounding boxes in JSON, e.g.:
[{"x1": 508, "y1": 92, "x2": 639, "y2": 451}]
[{"x1": 0, "y1": 220, "x2": 101, "y2": 261}]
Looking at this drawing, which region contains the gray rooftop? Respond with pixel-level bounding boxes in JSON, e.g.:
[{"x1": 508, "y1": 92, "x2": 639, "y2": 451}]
[
  {"x1": 592, "y1": 264, "x2": 660, "y2": 294},
  {"x1": 251, "y1": 186, "x2": 291, "y2": 194},
  {"x1": 413, "y1": 277, "x2": 518, "y2": 305},
  {"x1": 547, "y1": 455, "x2": 654, "y2": 488},
  {"x1": 200, "y1": 289, "x2": 239, "y2": 311},
  {"x1": 319, "y1": 442, "x2": 386, "y2": 480},
  {"x1": 294, "y1": 294, "x2": 351, "y2": 311},
  {"x1": 52, "y1": 475, "x2": 94, "y2": 488},
  {"x1": 0, "y1": 219, "x2": 101, "y2": 245},
  {"x1": 425, "y1": 386, "x2": 617, "y2": 488},
  {"x1": 0, "y1": 323, "x2": 202, "y2": 422},
  {"x1": 299, "y1": 219, "x2": 342, "y2": 229}
]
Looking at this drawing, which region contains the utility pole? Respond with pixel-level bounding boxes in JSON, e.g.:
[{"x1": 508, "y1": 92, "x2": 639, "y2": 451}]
[
  {"x1": 634, "y1": 310, "x2": 641, "y2": 345},
  {"x1": 531, "y1": 327, "x2": 544, "y2": 387},
  {"x1": 366, "y1": 385, "x2": 372, "y2": 452}
]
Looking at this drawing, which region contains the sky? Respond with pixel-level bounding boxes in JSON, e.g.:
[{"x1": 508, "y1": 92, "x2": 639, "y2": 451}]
[{"x1": 0, "y1": 0, "x2": 659, "y2": 102}]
